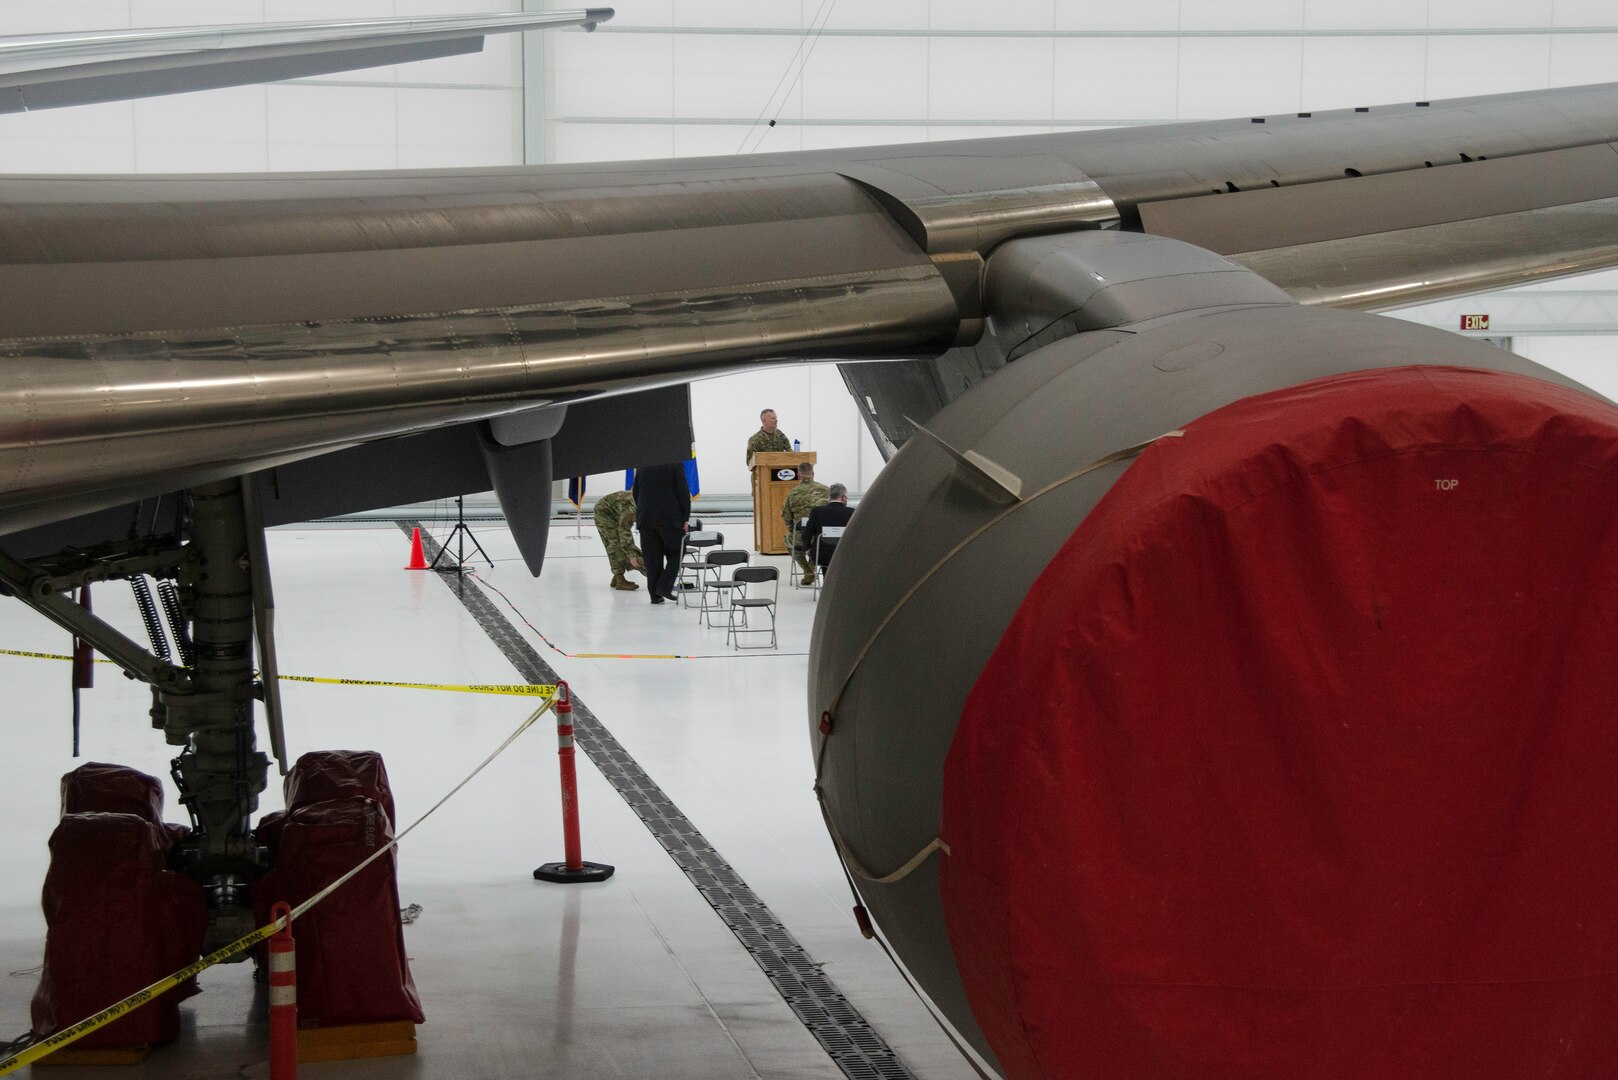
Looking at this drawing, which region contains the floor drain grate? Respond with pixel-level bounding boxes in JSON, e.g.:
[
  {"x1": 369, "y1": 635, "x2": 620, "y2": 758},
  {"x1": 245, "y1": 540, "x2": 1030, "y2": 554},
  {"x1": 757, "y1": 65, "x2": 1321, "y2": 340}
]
[{"x1": 404, "y1": 524, "x2": 917, "y2": 1080}]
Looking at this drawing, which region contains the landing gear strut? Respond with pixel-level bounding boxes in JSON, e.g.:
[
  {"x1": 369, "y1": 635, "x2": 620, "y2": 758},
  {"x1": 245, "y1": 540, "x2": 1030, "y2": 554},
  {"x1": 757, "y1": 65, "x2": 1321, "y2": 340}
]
[{"x1": 0, "y1": 476, "x2": 286, "y2": 952}]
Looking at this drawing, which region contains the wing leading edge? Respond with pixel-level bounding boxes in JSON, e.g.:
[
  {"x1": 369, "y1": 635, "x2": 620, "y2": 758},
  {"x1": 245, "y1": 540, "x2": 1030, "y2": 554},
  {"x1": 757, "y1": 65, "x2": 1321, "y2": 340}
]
[
  {"x1": 6, "y1": 82, "x2": 1618, "y2": 530},
  {"x1": 0, "y1": 10, "x2": 614, "y2": 113}
]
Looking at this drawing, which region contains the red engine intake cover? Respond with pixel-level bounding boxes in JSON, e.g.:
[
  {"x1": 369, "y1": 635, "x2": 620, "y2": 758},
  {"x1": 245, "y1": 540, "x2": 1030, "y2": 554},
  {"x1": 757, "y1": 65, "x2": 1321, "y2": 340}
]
[{"x1": 943, "y1": 367, "x2": 1618, "y2": 1078}]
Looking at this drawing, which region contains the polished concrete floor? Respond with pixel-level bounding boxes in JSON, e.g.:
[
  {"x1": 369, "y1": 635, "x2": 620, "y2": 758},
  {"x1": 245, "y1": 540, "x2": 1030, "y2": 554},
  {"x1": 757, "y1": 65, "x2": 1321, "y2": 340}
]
[{"x1": 0, "y1": 517, "x2": 979, "y2": 1079}]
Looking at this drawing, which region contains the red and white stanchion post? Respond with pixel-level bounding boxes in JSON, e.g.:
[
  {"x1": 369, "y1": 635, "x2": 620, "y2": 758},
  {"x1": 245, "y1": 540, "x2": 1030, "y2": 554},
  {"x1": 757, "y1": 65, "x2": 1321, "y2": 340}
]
[
  {"x1": 533, "y1": 682, "x2": 615, "y2": 883},
  {"x1": 268, "y1": 902, "x2": 298, "y2": 1080}
]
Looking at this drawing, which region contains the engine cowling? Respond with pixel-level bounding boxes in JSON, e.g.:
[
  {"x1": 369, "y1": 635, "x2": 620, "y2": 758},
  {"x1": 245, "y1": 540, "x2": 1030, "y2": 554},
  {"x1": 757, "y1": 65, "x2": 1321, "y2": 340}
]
[{"x1": 810, "y1": 303, "x2": 1618, "y2": 1078}]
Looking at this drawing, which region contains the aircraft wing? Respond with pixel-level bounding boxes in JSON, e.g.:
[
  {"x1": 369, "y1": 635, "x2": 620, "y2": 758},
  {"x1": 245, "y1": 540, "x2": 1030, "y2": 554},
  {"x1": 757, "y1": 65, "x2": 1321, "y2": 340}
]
[
  {"x1": 5, "y1": 81, "x2": 1618, "y2": 535},
  {"x1": 0, "y1": 9, "x2": 613, "y2": 114}
]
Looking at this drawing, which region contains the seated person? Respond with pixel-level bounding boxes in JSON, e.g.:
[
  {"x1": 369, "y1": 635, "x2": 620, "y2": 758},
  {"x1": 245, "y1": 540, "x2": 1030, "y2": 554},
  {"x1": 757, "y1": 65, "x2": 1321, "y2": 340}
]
[
  {"x1": 801, "y1": 483, "x2": 854, "y2": 571},
  {"x1": 781, "y1": 463, "x2": 829, "y2": 585}
]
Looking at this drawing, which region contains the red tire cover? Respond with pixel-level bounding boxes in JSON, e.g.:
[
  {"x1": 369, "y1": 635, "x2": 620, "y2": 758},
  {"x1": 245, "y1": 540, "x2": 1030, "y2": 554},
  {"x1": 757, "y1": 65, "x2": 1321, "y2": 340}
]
[
  {"x1": 252, "y1": 797, "x2": 424, "y2": 1027},
  {"x1": 283, "y1": 749, "x2": 397, "y2": 827},
  {"x1": 59, "y1": 762, "x2": 164, "y2": 824},
  {"x1": 942, "y1": 367, "x2": 1618, "y2": 1079},
  {"x1": 31, "y1": 813, "x2": 206, "y2": 1047}
]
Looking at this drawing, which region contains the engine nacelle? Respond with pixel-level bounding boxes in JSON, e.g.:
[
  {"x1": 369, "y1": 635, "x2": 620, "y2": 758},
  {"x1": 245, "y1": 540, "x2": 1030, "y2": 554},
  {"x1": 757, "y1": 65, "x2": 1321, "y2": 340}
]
[{"x1": 811, "y1": 303, "x2": 1618, "y2": 1078}]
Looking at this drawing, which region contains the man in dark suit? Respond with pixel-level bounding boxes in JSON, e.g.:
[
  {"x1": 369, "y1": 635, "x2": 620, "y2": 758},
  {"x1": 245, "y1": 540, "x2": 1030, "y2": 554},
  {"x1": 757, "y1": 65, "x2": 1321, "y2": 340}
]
[
  {"x1": 801, "y1": 483, "x2": 854, "y2": 573},
  {"x1": 632, "y1": 461, "x2": 691, "y2": 604}
]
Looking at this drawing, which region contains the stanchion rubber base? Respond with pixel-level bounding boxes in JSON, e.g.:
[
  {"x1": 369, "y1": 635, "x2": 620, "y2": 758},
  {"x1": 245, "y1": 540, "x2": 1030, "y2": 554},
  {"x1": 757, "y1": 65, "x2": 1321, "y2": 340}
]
[{"x1": 533, "y1": 861, "x2": 615, "y2": 883}]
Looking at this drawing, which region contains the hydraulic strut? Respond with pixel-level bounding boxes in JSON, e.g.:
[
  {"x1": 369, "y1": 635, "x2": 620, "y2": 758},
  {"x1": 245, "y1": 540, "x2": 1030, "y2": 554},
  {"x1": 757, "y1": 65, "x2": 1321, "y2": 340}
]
[{"x1": 0, "y1": 475, "x2": 280, "y2": 951}]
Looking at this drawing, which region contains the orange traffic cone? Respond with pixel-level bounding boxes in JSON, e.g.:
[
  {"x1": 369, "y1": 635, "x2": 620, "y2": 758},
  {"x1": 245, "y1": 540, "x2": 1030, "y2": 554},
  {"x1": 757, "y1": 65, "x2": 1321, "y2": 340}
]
[{"x1": 404, "y1": 527, "x2": 429, "y2": 570}]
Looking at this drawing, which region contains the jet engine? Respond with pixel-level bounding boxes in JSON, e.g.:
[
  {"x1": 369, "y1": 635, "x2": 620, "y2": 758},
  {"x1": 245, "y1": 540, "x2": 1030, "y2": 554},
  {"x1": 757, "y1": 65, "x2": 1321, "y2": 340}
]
[{"x1": 811, "y1": 289, "x2": 1618, "y2": 1077}]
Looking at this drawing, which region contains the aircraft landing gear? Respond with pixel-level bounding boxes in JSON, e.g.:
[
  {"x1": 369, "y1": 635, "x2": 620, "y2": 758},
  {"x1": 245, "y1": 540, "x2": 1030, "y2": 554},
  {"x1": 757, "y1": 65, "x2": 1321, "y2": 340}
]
[{"x1": 0, "y1": 476, "x2": 286, "y2": 954}]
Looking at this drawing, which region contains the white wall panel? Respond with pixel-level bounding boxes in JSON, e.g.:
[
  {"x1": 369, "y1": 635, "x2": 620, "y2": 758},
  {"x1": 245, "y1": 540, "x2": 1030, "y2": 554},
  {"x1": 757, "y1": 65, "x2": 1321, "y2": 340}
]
[
  {"x1": 134, "y1": 139, "x2": 273, "y2": 173},
  {"x1": 131, "y1": 0, "x2": 262, "y2": 28},
  {"x1": 926, "y1": 124, "x2": 1054, "y2": 140},
  {"x1": 1517, "y1": 338, "x2": 1618, "y2": 403},
  {"x1": 674, "y1": 0, "x2": 802, "y2": 30},
  {"x1": 796, "y1": 125, "x2": 930, "y2": 150},
  {"x1": 132, "y1": 85, "x2": 268, "y2": 146},
  {"x1": 672, "y1": 36, "x2": 806, "y2": 118},
  {"x1": 1425, "y1": 36, "x2": 1553, "y2": 99},
  {"x1": 0, "y1": 101, "x2": 136, "y2": 172},
  {"x1": 931, "y1": 0, "x2": 1055, "y2": 32},
  {"x1": 1054, "y1": 0, "x2": 1180, "y2": 32},
  {"x1": 269, "y1": 142, "x2": 403, "y2": 171},
  {"x1": 605, "y1": 1, "x2": 674, "y2": 27},
  {"x1": 1, "y1": 99, "x2": 136, "y2": 141},
  {"x1": 799, "y1": 38, "x2": 929, "y2": 120},
  {"x1": 835, "y1": 1, "x2": 931, "y2": 31},
  {"x1": 1548, "y1": 36, "x2": 1618, "y2": 89},
  {"x1": 551, "y1": 122, "x2": 675, "y2": 161},
  {"x1": 398, "y1": 87, "x2": 519, "y2": 162},
  {"x1": 1300, "y1": 38, "x2": 1428, "y2": 111},
  {"x1": 1180, "y1": 0, "x2": 1303, "y2": 32},
  {"x1": 1428, "y1": 0, "x2": 1554, "y2": 30},
  {"x1": 132, "y1": 85, "x2": 270, "y2": 173},
  {"x1": 553, "y1": 33, "x2": 675, "y2": 117},
  {"x1": 266, "y1": 0, "x2": 394, "y2": 18},
  {"x1": 0, "y1": 136, "x2": 136, "y2": 174},
  {"x1": 1302, "y1": 0, "x2": 1428, "y2": 31},
  {"x1": 267, "y1": 84, "x2": 399, "y2": 157},
  {"x1": 928, "y1": 38, "x2": 1054, "y2": 121},
  {"x1": 1177, "y1": 38, "x2": 1304, "y2": 118},
  {"x1": 1554, "y1": 0, "x2": 1618, "y2": 25},
  {"x1": 1053, "y1": 38, "x2": 1181, "y2": 120},
  {"x1": 676, "y1": 123, "x2": 801, "y2": 157},
  {"x1": 0, "y1": 1, "x2": 128, "y2": 33}
]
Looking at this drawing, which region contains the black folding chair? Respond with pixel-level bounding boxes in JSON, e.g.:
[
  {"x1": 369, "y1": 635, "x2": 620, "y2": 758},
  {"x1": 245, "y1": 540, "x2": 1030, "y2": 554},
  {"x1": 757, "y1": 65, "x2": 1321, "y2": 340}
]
[
  {"x1": 698, "y1": 549, "x2": 749, "y2": 626},
  {"x1": 726, "y1": 566, "x2": 779, "y2": 649},
  {"x1": 811, "y1": 525, "x2": 845, "y2": 599},
  {"x1": 677, "y1": 530, "x2": 723, "y2": 606}
]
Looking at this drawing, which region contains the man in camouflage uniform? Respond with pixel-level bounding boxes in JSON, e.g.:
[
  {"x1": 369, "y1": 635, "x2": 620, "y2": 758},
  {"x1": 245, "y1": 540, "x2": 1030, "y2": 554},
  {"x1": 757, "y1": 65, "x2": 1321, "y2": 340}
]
[
  {"x1": 781, "y1": 462, "x2": 830, "y2": 585},
  {"x1": 593, "y1": 488, "x2": 643, "y2": 591},
  {"x1": 745, "y1": 408, "x2": 792, "y2": 462}
]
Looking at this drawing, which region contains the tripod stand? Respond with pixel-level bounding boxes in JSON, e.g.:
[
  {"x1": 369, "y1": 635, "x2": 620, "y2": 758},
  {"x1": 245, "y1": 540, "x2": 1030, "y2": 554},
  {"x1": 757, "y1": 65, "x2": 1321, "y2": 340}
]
[{"x1": 430, "y1": 494, "x2": 492, "y2": 573}]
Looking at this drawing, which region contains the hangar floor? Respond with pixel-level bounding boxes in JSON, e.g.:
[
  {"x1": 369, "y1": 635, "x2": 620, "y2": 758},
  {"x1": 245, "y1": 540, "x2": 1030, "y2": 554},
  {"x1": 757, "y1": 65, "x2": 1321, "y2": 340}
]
[{"x1": 0, "y1": 517, "x2": 979, "y2": 1080}]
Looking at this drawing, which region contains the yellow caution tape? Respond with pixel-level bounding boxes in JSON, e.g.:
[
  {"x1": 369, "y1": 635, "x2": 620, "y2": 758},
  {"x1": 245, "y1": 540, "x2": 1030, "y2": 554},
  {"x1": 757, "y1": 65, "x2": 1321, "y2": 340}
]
[
  {"x1": 0, "y1": 918, "x2": 283, "y2": 1075},
  {"x1": 0, "y1": 649, "x2": 553, "y2": 698},
  {"x1": 277, "y1": 675, "x2": 557, "y2": 697},
  {"x1": 573, "y1": 653, "x2": 683, "y2": 660},
  {"x1": 0, "y1": 648, "x2": 78, "y2": 662}
]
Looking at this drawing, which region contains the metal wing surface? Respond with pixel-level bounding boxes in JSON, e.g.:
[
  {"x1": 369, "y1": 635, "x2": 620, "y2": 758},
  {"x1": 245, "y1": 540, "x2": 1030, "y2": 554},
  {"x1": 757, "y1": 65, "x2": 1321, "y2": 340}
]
[
  {"x1": 6, "y1": 81, "x2": 1618, "y2": 533},
  {"x1": 0, "y1": 10, "x2": 613, "y2": 113}
]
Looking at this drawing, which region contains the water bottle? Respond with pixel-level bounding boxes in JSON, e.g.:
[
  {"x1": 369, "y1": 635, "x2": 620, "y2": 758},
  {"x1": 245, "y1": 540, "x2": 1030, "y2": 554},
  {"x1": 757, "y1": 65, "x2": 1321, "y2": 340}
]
[{"x1": 792, "y1": 438, "x2": 801, "y2": 451}]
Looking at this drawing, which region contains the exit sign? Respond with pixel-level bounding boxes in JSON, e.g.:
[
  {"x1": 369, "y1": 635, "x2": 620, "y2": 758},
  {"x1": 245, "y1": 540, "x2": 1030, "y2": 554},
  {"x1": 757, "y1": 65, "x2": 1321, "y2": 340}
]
[{"x1": 1460, "y1": 314, "x2": 1491, "y2": 331}]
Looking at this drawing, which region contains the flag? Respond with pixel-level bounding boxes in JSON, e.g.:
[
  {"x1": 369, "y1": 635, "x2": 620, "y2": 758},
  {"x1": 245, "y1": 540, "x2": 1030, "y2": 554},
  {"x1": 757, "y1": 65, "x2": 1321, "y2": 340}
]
[
  {"x1": 567, "y1": 476, "x2": 585, "y2": 507},
  {"x1": 685, "y1": 457, "x2": 701, "y2": 498}
]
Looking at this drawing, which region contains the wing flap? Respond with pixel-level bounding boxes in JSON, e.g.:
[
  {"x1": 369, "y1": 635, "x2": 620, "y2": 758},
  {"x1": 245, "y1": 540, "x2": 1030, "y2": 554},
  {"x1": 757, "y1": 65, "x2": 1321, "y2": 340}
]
[
  {"x1": 1137, "y1": 143, "x2": 1618, "y2": 256},
  {"x1": 1233, "y1": 196, "x2": 1618, "y2": 310}
]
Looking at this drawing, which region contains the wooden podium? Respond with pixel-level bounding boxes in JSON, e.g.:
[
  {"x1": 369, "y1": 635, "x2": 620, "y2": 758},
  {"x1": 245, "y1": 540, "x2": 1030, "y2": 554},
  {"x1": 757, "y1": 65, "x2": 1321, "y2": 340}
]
[{"x1": 749, "y1": 451, "x2": 815, "y2": 553}]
